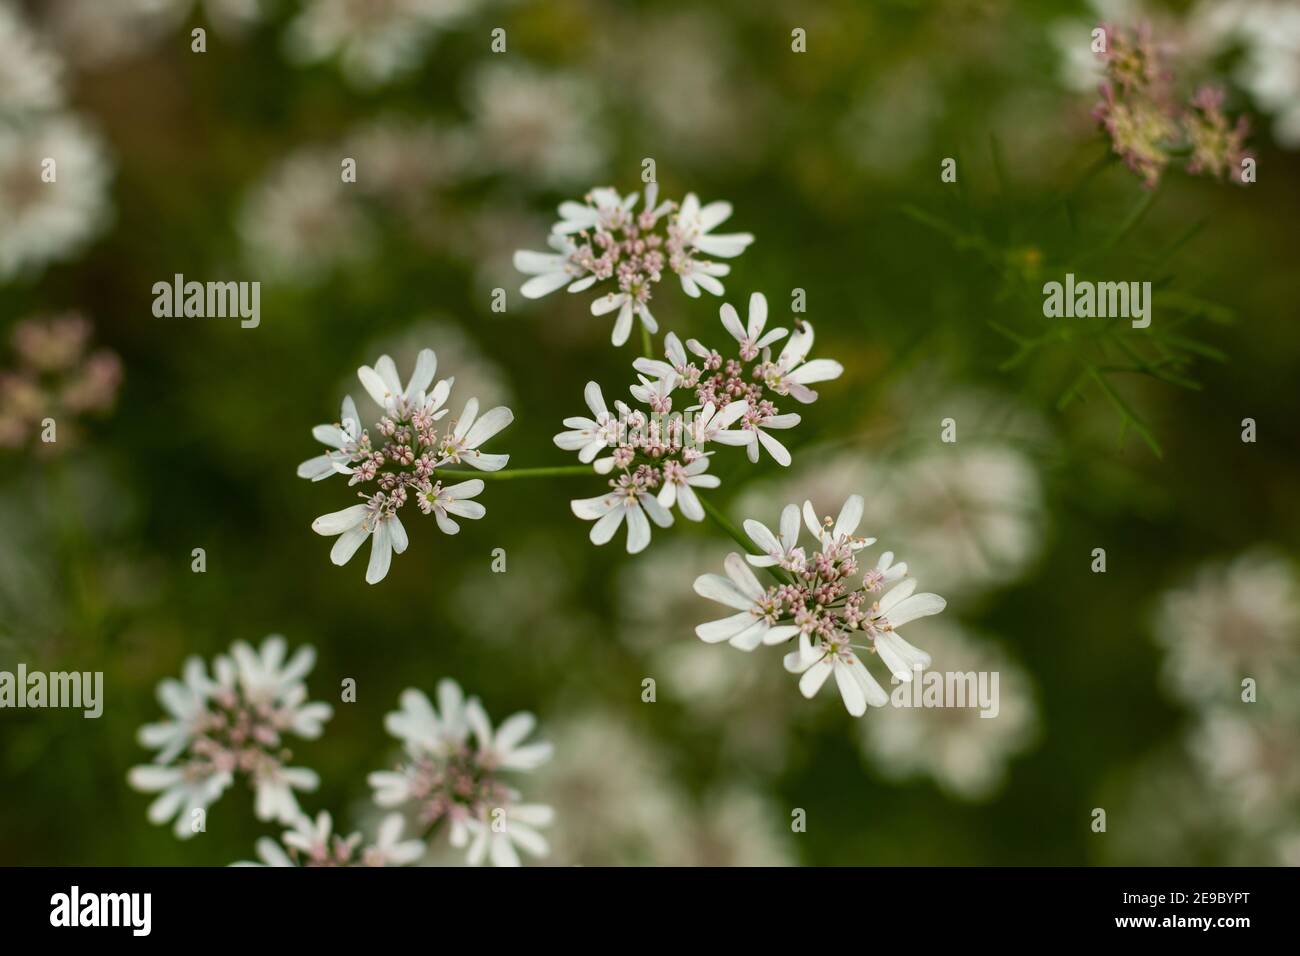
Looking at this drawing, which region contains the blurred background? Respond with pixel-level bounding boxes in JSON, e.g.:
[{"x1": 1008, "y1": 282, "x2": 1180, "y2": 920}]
[{"x1": 1, "y1": 0, "x2": 1297, "y2": 865}]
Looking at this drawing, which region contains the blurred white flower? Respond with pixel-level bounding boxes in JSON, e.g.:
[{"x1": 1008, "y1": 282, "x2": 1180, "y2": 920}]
[
  {"x1": 234, "y1": 810, "x2": 424, "y2": 867},
  {"x1": 1189, "y1": 701, "x2": 1300, "y2": 831},
  {"x1": 44, "y1": 0, "x2": 263, "y2": 69},
  {"x1": 301, "y1": 348, "x2": 511, "y2": 584},
  {"x1": 239, "y1": 150, "x2": 375, "y2": 284},
  {"x1": 858, "y1": 620, "x2": 1038, "y2": 800},
  {"x1": 369, "y1": 679, "x2": 553, "y2": 867},
  {"x1": 0, "y1": 116, "x2": 112, "y2": 281},
  {"x1": 285, "y1": 0, "x2": 471, "y2": 88},
  {"x1": 0, "y1": 1, "x2": 63, "y2": 115},
  {"x1": 465, "y1": 60, "x2": 607, "y2": 186},
  {"x1": 127, "y1": 636, "x2": 332, "y2": 837},
  {"x1": 1191, "y1": 0, "x2": 1300, "y2": 146},
  {"x1": 1152, "y1": 549, "x2": 1300, "y2": 705}
]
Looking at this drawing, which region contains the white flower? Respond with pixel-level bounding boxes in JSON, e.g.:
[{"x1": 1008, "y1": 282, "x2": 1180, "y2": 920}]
[
  {"x1": 370, "y1": 680, "x2": 553, "y2": 866},
  {"x1": 465, "y1": 61, "x2": 607, "y2": 186},
  {"x1": 515, "y1": 184, "x2": 753, "y2": 344},
  {"x1": 0, "y1": 2, "x2": 64, "y2": 115},
  {"x1": 357, "y1": 348, "x2": 444, "y2": 419},
  {"x1": 740, "y1": 407, "x2": 800, "y2": 467},
  {"x1": 284, "y1": 0, "x2": 469, "y2": 88},
  {"x1": 417, "y1": 478, "x2": 485, "y2": 534},
  {"x1": 128, "y1": 636, "x2": 331, "y2": 836},
  {"x1": 1152, "y1": 548, "x2": 1300, "y2": 704},
  {"x1": 297, "y1": 395, "x2": 364, "y2": 481},
  {"x1": 592, "y1": 287, "x2": 658, "y2": 347},
  {"x1": 435, "y1": 397, "x2": 513, "y2": 471},
  {"x1": 802, "y1": 494, "x2": 875, "y2": 553},
  {"x1": 0, "y1": 116, "x2": 111, "y2": 281},
  {"x1": 553, "y1": 186, "x2": 638, "y2": 235},
  {"x1": 239, "y1": 150, "x2": 374, "y2": 284},
  {"x1": 694, "y1": 553, "x2": 801, "y2": 650},
  {"x1": 571, "y1": 484, "x2": 675, "y2": 554},
  {"x1": 465, "y1": 804, "x2": 554, "y2": 867},
  {"x1": 694, "y1": 496, "x2": 946, "y2": 717},
  {"x1": 687, "y1": 400, "x2": 751, "y2": 449},
  {"x1": 466, "y1": 701, "x2": 554, "y2": 772},
  {"x1": 126, "y1": 765, "x2": 234, "y2": 839},
  {"x1": 312, "y1": 500, "x2": 408, "y2": 586},
  {"x1": 762, "y1": 321, "x2": 844, "y2": 404},
  {"x1": 743, "y1": 503, "x2": 807, "y2": 571},
  {"x1": 302, "y1": 348, "x2": 511, "y2": 584},
  {"x1": 234, "y1": 811, "x2": 424, "y2": 867},
  {"x1": 514, "y1": 233, "x2": 591, "y2": 298},
  {"x1": 553, "y1": 381, "x2": 623, "y2": 467},
  {"x1": 858, "y1": 620, "x2": 1039, "y2": 800},
  {"x1": 673, "y1": 192, "x2": 754, "y2": 264},
  {"x1": 657, "y1": 457, "x2": 719, "y2": 521},
  {"x1": 719, "y1": 292, "x2": 787, "y2": 360}
]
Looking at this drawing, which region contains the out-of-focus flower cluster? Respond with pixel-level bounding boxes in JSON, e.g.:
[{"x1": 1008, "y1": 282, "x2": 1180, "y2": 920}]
[
  {"x1": 556, "y1": 293, "x2": 842, "y2": 553},
  {"x1": 0, "y1": 2, "x2": 112, "y2": 281},
  {"x1": 515, "y1": 184, "x2": 754, "y2": 346},
  {"x1": 1093, "y1": 22, "x2": 1252, "y2": 187},
  {"x1": 694, "y1": 495, "x2": 947, "y2": 717},
  {"x1": 0, "y1": 313, "x2": 121, "y2": 452},
  {"x1": 299, "y1": 348, "x2": 512, "y2": 584},
  {"x1": 128, "y1": 636, "x2": 333, "y2": 838},
  {"x1": 234, "y1": 810, "x2": 423, "y2": 868},
  {"x1": 369, "y1": 679, "x2": 554, "y2": 867},
  {"x1": 1108, "y1": 549, "x2": 1300, "y2": 864}
]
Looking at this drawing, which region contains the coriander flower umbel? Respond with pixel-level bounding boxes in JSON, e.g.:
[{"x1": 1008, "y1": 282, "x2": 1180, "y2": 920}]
[
  {"x1": 299, "y1": 348, "x2": 512, "y2": 584},
  {"x1": 368, "y1": 679, "x2": 554, "y2": 867},
  {"x1": 513, "y1": 183, "x2": 754, "y2": 346},
  {"x1": 233, "y1": 810, "x2": 424, "y2": 867},
  {"x1": 127, "y1": 636, "x2": 332, "y2": 838},
  {"x1": 556, "y1": 293, "x2": 841, "y2": 552},
  {"x1": 693, "y1": 496, "x2": 947, "y2": 717}
]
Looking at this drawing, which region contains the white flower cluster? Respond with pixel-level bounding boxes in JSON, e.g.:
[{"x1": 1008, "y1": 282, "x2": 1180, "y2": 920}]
[
  {"x1": 234, "y1": 811, "x2": 424, "y2": 868},
  {"x1": 515, "y1": 184, "x2": 754, "y2": 345},
  {"x1": 299, "y1": 348, "x2": 512, "y2": 584},
  {"x1": 127, "y1": 636, "x2": 332, "y2": 837},
  {"x1": 0, "y1": 2, "x2": 111, "y2": 282},
  {"x1": 694, "y1": 496, "x2": 947, "y2": 716},
  {"x1": 131, "y1": 651, "x2": 554, "y2": 867},
  {"x1": 554, "y1": 292, "x2": 842, "y2": 552},
  {"x1": 369, "y1": 679, "x2": 554, "y2": 867}
]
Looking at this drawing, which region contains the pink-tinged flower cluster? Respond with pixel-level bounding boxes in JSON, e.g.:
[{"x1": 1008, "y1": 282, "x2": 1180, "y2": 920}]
[
  {"x1": 1184, "y1": 86, "x2": 1253, "y2": 183},
  {"x1": 0, "y1": 312, "x2": 121, "y2": 451},
  {"x1": 369, "y1": 679, "x2": 554, "y2": 867},
  {"x1": 1092, "y1": 23, "x2": 1253, "y2": 188},
  {"x1": 555, "y1": 292, "x2": 843, "y2": 553},
  {"x1": 127, "y1": 636, "x2": 333, "y2": 838},
  {"x1": 299, "y1": 348, "x2": 513, "y2": 584},
  {"x1": 234, "y1": 811, "x2": 424, "y2": 868},
  {"x1": 694, "y1": 497, "x2": 947, "y2": 717},
  {"x1": 514, "y1": 184, "x2": 754, "y2": 346}
]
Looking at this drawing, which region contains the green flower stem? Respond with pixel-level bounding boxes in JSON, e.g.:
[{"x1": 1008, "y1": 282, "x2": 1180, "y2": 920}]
[
  {"x1": 697, "y1": 493, "x2": 792, "y2": 585},
  {"x1": 438, "y1": 465, "x2": 595, "y2": 481},
  {"x1": 641, "y1": 323, "x2": 654, "y2": 360}
]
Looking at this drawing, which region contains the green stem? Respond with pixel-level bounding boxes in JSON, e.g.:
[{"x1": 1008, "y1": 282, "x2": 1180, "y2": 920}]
[
  {"x1": 640, "y1": 323, "x2": 654, "y2": 360},
  {"x1": 697, "y1": 494, "x2": 791, "y2": 585},
  {"x1": 437, "y1": 465, "x2": 594, "y2": 481}
]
